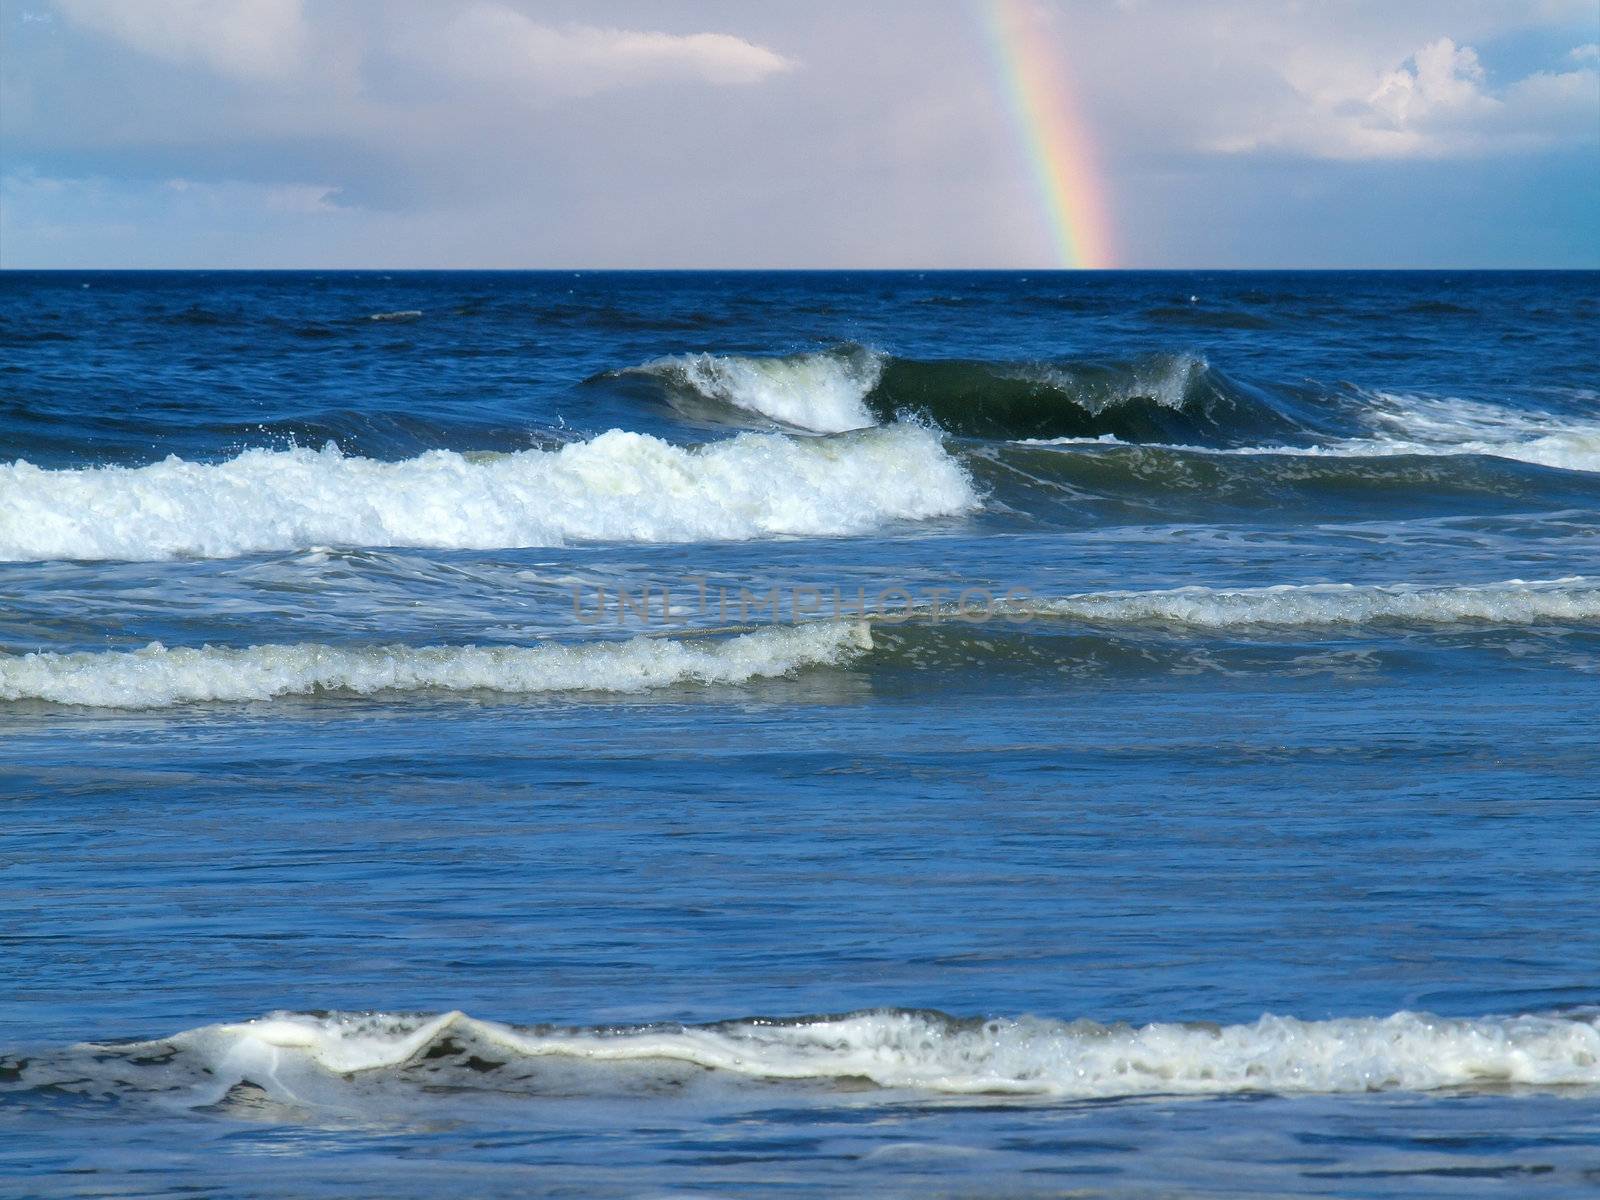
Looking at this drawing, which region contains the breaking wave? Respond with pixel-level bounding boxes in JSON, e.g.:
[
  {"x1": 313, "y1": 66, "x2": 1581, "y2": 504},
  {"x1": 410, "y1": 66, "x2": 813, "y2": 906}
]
[
  {"x1": 9, "y1": 1008, "x2": 1596, "y2": 1107},
  {"x1": 1020, "y1": 392, "x2": 1600, "y2": 474},
  {"x1": 619, "y1": 347, "x2": 1599, "y2": 477},
  {"x1": 8, "y1": 579, "x2": 1591, "y2": 708},
  {"x1": 0, "y1": 426, "x2": 975, "y2": 562},
  {"x1": 1347, "y1": 391, "x2": 1600, "y2": 473},
  {"x1": 618, "y1": 348, "x2": 1314, "y2": 443},
  {"x1": 0, "y1": 623, "x2": 872, "y2": 709},
  {"x1": 865, "y1": 352, "x2": 1312, "y2": 443},
  {"x1": 12, "y1": 578, "x2": 1591, "y2": 708},
  {"x1": 625, "y1": 347, "x2": 882, "y2": 433},
  {"x1": 1026, "y1": 577, "x2": 1600, "y2": 628}
]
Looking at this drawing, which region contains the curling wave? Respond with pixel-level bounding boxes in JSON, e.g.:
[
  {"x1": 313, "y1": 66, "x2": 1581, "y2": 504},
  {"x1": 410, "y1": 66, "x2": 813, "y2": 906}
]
[
  {"x1": 619, "y1": 347, "x2": 1600, "y2": 476},
  {"x1": 866, "y1": 352, "x2": 1313, "y2": 443},
  {"x1": 9, "y1": 1008, "x2": 1596, "y2": 1106},
  {"x1": 0, "y1": 623, "x2": 872, "y2": 708},
  {"x1": 0, "y1": 426, "x2": 975, "y2": 562},
  {"x1": 625, "y1": 347, "x2": 882, "y2": 433},
  {"x1": 617, "y1": 347, "x2": 1313, "y2": 443}
]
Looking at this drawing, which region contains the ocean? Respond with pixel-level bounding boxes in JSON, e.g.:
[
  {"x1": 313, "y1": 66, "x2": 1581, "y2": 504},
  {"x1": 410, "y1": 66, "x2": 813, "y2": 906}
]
[{"x1": 2, "y1": 269, "x2": 1598, "y2": 1197}]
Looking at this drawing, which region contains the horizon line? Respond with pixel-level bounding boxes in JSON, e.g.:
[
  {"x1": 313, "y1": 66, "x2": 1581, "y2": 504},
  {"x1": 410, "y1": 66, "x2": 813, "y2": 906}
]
[{"x1": 3, "y1": 265, "x2": 1596, "y2": 273}]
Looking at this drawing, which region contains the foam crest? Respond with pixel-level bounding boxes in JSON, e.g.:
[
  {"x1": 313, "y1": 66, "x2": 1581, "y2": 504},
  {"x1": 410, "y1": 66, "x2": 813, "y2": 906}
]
[
  {"x1": 633, "y1": 349, "x2": 882, "y2": 432},
  {"x1": 0, "y1": 623, "x2": 872, "y2": 708},
  {"x1": 1354, "y1": 391, "x2": 1600, "y2": 472},
  {"x1": 50, "y1": 1008, "x2": 1600, "y2": 1103},
  {"x1": 1021, "y1": 393, "x2": 1600, "y2": 472},
  {"x1": 1031, "y1": 578, "x2": 1600, "y2": 628},
  {"x1": 0, "y1": 425, "x2": 973, "y2": 562}
]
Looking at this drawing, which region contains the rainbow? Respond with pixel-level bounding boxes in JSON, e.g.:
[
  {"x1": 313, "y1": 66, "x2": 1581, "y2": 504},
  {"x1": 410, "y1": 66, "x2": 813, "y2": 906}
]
[{"x1": 979, "y1": 0, "x2": 1115, "y2": 269}]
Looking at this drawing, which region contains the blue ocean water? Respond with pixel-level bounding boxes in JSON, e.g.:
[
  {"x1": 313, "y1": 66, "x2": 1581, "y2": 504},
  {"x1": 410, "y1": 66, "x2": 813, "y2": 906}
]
[{"x1": 2, "y1": 270, "x2": 1599, "y2": 1197}]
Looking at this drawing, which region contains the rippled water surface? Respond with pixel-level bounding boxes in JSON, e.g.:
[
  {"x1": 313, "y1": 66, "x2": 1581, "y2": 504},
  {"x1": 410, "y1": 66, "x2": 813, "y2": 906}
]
[{"x1": 3, "y1": 271, "x2": 1599, "y2": 1197}]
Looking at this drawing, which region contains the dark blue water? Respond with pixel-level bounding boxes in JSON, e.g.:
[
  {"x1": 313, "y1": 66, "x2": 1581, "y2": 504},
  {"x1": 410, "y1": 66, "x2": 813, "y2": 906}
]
[{"x1": 3, "y1": 271, "x2": 1599, "y2": 1197}]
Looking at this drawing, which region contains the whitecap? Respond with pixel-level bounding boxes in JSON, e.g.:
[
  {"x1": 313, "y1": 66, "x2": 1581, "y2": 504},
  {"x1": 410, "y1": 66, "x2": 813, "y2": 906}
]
[
  {"x1": 0, "y1": 622, "x2": 873, "y2": 709},
  {"x1": 1028, "y1": 577, "x2": 1600, "y2": 628},
  {"x1": 630, "y1": 348, "x2": 882, "y2": 433},
  {"x1": 0, "y1": 426, "x2": 975, "y2": 562},
  {"x1": 40, "y1": 1007, "x2": 1600, "y2": 1103}
]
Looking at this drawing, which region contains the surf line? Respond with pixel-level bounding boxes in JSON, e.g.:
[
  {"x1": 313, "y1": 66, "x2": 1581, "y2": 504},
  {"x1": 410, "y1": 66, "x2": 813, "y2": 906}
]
[{"x1": 573, "y1": 580, "x2": 1042, "y2": 634}]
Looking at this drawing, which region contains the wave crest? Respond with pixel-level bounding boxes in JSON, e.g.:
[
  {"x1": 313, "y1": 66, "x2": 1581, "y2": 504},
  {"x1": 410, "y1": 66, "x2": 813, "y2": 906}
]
[
  {"x1": 0, "y1": 426, "x2": 975, "y2": 562},
  {"x1": 13, "y1": 1008, "x2": 1596, "y2": 1107},
  {"x1": 1352, "y1": 391, "x2": 1600, "y2": 473},
  {"x1": 614, "y1": 348, "x2": 1313, "y2": 443},
  {"x1": 627, "y1": 347, "x2": 881, "y2": 433},
  {"x1": 616, "y1": 347, "x2": 1600, "y2": 475},
  {"x1": 1028, "y1": 577, "x2": 1600, "y2": 628},
  {"x1": 1018, "y1": 391, "x2": 1600, "y2": 474},
  {"x1": 0, "y1": 623, "x2": 873, "y2": 709},
  {"x1": 865, "y1": 352, "x2": 1313, "y2": 443}
]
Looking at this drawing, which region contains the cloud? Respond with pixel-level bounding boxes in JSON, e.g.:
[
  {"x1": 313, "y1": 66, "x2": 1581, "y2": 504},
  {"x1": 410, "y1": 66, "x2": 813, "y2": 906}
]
[
  {"x1": 53, "y1": 0, "x2": 308, "y2": 80},
  {"x1": 1212, "y1": 35, "x2": 1597, "y2": 159},
  {"x1": 1366, "y1": 38, "x2": 1496, "y2": 127},
  {"x1": 6, "y1": 1, "x2": 1596, "y2": 267},
  {"x1": 417, "y1": 4, "x2": 796, "y2": 98}
]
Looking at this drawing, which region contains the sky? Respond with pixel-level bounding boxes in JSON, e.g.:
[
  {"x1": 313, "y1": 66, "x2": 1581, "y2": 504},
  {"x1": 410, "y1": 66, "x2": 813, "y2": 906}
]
[{"x1": 1, "y1": 0, "x2": 1596, "y2": 268}]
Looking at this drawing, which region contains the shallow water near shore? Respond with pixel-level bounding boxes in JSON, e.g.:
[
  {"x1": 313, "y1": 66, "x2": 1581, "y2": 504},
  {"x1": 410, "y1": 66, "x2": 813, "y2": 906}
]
[{"x1": 3, "y1": 270, "x2": 1599, "y2": 1196}]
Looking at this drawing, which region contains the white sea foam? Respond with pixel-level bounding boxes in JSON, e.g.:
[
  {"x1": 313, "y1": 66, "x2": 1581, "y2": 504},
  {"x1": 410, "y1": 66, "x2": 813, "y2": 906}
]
[
  {"x1": 1350, "y1": 391, "x2": 1600, "y2": 472},
  {"x1": 0, "y1": 623, "x2": 872, "y2": 708},
  {"x1": 0, "y1": 426, "x2": 974, "y2": 562},
  {"x1": 633, "y1": 349, "x2": 882, "y2": 432},
  {"x1": 87, "y1": 1008, "x2": 1600, "y2": 1101},
  {"x1": 1273, "y1": 433, "x2": 1600, "y2": 472},
  {"x1": 1029, "y1": 577, "x2": 1600, "y2": 628},
  {"x1": 1019, "y1": 392, "x2": 1600, "y2": 472}
]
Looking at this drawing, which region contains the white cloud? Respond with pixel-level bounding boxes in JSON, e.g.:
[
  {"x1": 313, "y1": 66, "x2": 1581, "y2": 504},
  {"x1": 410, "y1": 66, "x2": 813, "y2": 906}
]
[
  {"x1": 1366, "y1": 38, "x2": 1496, "y2": 126},
  {"x1": 1212, "y1": 35, "x2": 1597, "y2": 159},
  {"x1": 53, "y1": 0, "x2": 308, "y2": 80},
  {"x1": 420, "y1": 4, "x2": 795, "y2": 98},
  {"x1": 8, "y1": 1, "x2": 1597, "y2": 267}
]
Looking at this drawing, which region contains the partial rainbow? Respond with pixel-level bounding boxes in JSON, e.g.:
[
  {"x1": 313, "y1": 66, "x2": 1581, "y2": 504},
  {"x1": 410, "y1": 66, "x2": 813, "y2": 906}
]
[{"x1": 979, "y1": 0, "x2": 1115, "y2": 268}]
